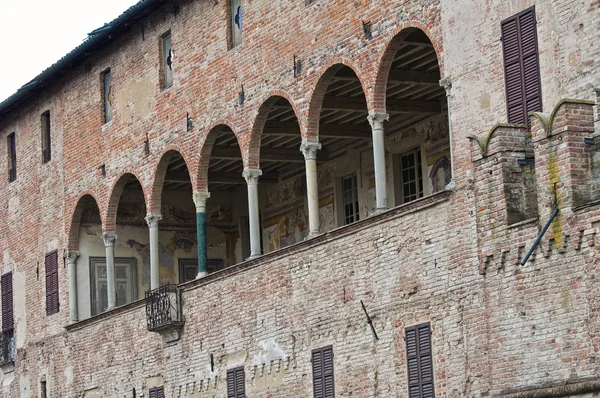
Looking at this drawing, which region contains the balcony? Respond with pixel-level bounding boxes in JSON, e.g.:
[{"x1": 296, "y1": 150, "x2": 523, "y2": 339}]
[
  {"x1": 0, "y1": 329, "x2": 14, "y2": 366},
  {"x1": 145, "y1": 284, "x2": 184, "y2": 337}
]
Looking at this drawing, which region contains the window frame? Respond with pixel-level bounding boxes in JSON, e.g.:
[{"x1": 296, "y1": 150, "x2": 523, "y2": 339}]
[
  {"x1": 7, "y1": 133, "x2": 16, "y2": 182},
  {"x1": 229, "y1": 0, "x2": 242, "y2": 49},
  {"x1": 41, "y1": 111, "x2": 51, "y2": 163},
  {"x1": 178, "y1": 258, "x2": 225, "y2": 283},
  {"x1": 312, "y1": 345, "x2": 335, "y2": 398},
  {"x1": 149, "y1": 386, "x2": 165, "y2": 398},
  {"x1": 398, "y1": 147, "x2": 424, "y2": 204},
  {"x1": 45, "y1": 250, "x2": 60, "y2": 316},
  {"x1": 227, "y1": 366, "x2": 245, "y2": 398},
  {"x1": 161, "y1": 32, "x2": 173, "y2": 89},
  {"x1": 405, "y1": 322, "x2": 435, "y2": 398},
  {"x1": 89, "y1": 257, "x2": 137, "y2": 316},
  {"x1": 101, "y1": 69, "x2": 113, "y2": 124},
  {"x1": 341, "y1": 173, "x2": 360, "y2": 225}
]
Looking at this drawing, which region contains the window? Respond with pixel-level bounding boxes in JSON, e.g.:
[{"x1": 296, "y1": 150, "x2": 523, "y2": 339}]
[
  {"x1": 227, "y1": 366, "x2": 245, "y2": 398},
  {"x1": 230, "y1": 0, "x2": 242, "y2": 47},
  {"x1": 179, "y1": 259, "x2": 225, "y2": 283},
  {"x1": 90, "y1": 257, "x2": 137, "y2": 316},
  {"x1": 40, "y1": 380, "x2": 47, "y2": 398},
  {"x1": 501, "y1": 6, "x2": 542, "y2": 125},
  {"x1": 102, "y1": 69, "x2": 113, "y2": 123},
  {"x1": 400, "y1": 149, "x2": 423, "y2": 204},
  {"x1": 161, "y1": 33, "x2": 173, "y2": 88},
  {"x1": 41, "y1": 111, "x2": 51, "y2": 163},
  {"x1": 406, "y1": 323, "x2": 435, "y2": 398},
  {"x1": 7, "y1": 133, "x2": 16, "y2": 182},
  {"x1": 342, "y1": 173, "x2": 359, "y2": 224},
  {"x1": 45, "y1": 251, "x2": 60, "y2": 315},
  {"x1": 1, "y1": 272, "x2": 14, "y2": 365},
  {"x1": 312, "y1": 346, "x2": 334, "y2": 398},
  {"x1": 149, "y1": 387, "x2": 165, "y2": 398}
]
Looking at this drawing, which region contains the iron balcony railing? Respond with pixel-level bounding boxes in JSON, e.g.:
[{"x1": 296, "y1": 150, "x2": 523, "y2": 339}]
[
  {"x1": 145, "y1": 284, "x2": 183, "y2": 332},
  {"x1": 0, "y1": 329, "x2": 14, "y2": 365}
]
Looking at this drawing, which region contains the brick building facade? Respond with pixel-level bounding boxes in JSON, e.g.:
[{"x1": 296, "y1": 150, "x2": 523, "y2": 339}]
[{"x1": 0, "y1": 0, "x2": 598, "y2": 396}]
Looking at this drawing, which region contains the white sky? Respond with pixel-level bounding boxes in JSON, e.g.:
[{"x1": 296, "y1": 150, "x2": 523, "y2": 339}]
[{"x1": 0, "y1": 0, "x2": 140, "y2": 103}]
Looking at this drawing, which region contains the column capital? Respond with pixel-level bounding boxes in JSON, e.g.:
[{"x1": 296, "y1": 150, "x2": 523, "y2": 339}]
[
  {"x1": 367, "y1": 113, "x2": 390, "y2": 129},
  {"x1": 102, "y1": 232, "x2": 118, "y2": 247},
  {"x1": 300, "y1": 140, "x2": 321, "y2": 160},
  {"x1": 242, "y1": 168, "x2": 262, "y2": 184},
  {"x1": 145, "y1": 213, "x2": 162, "y2": 229},
  {"x1": 64, "y1": 250, "x2": 79, "y2": 262},
  {"x1": 193, "y1": 191, "x2": 211, "y2": 210},
  {"x1": 439, "y1": 76, "x2": 452, "y2": 96}
]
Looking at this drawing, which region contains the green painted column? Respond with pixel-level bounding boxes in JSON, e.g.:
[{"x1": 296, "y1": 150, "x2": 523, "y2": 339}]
[{"x1": 193, "y1": 192, "x2": 210, "y2": 278}]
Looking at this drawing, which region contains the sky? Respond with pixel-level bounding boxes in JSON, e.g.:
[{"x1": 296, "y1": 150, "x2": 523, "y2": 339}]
[{"x1": 0, "y1": 0, "x2": 140, "y2": 103}]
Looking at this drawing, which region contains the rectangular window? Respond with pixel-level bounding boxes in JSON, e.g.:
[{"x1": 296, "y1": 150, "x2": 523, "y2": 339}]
[
  {"x1": 102, "y1": 69, "x2": 113, "y2": 123},
  {"x1": 342, "y1": 173, "x2": 359, "y2": 224},
  {"x1": 1, "y1": 272, "x2": 14, "y2": 365},
  {"x1": 45, "y1": 251, "x2": 59, "y2": 315},
  {"x1": 406, "y1": 323, "x2": 435, "y2": 398},
  {"x1": 227, "y1": 366, "x2": 245, "y2": 398},
  {"x1": 400, "y1": 149, "x2": 423, "y2": 204},
  {"x1": 162, "y1": 33, "x2": 173, "y2": 88},
  {"x1": 41, "y1": 111, "x2": 51, "y2": 163},
  {"x1": 312, "y1": 346, "x2": 334, "y2": 398},
  {"x1": 179, "y1": 259, "x2": 224, "y2": 283},
  {"x1": 230, "y1": 0, "x2": 242, "y2": 48},
  {"x1": 7, "y1": 133, "x2": 16, "y2": 182},
  {"x1": 90, "y1": 257, "x2": 137, "y2": 315},
  {"x1": 501, "y1": 6, "x2": 542, "y2": 125},
  {"x1": 149, "y1": 387, "x2": 165, "y2": 398}
]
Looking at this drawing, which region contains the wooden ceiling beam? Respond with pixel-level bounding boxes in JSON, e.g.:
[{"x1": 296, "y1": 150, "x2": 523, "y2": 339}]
[{"x1": 262, "y1": 123, "x2": 371, "y2": 139}]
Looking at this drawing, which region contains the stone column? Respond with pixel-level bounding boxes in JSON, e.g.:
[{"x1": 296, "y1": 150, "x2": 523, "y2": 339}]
[
  {"x1": 367, "y1": 113, "x2": 390, "y2": 212},
  {"x1": 300, "y1": 140, "x2": 322, "y2": 236},
  {"x1": 243, "y1": 168, "x2": 262, "y2": 258},
  {"x1": 64, "y1": 250, "x2": 79, "y2": 323},
  {"x1": 193, "y1": 191, "x2": 210, "y2": 278},
  {"x1": 102, "y1": 232, "x2": 118, "y2": 311},
  {"x1": 145, "y1": 213, "x2": 162, "y2": 290},
  {"x1": 440, "y1": 77, "x2": 456, "y2": 189}
]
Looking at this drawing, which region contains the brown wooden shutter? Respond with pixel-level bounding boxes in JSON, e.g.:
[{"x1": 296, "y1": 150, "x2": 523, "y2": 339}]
[
  {"x1": 406, "y1": 323, "x2": 435, "y2": 398},
  {"x1": 149, "y1": 387, "x2": 164, "y2": 398},
  {"x1": 1, "y1": 273, "x2": 13, "y2": 331},
  {"x1": 312, "y1": 346, "x2": 334, "y2": 398},
  {"x1": 45, "y1": 251, "x2": 60, "y2": 315},
  {"x1": 501, "y1": 6, "x2": 542, "y2": 125},
  {"x1": 227, "y1": 367, "x2": 245, "y2": 398}
]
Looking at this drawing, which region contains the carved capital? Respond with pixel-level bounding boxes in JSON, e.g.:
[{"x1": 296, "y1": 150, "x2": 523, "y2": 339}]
[
  {"x1": 102, "y1": 232, "x2": 118, "y2": 247},
  {"x1": 367, "y1": 113, "x2": 389, "y2": 130},
  {"x1": 145, "y1": 213, "x2": 162, "y2": 229},
  {"x1": 439, "y1": 77, "x2": 452, "y2": 96},
  {"x1": 242, "y1": 168, "x2": 262, "y2": 184},
  {"x1": 63, "y1": 250, "x2": 80, "y2": 263},
  {"x1": 193, "y1": 191, "x2": 211, "y2": 212},
  {"x1": 300, "y1": 140, "x2": 321, "y2": 160}
]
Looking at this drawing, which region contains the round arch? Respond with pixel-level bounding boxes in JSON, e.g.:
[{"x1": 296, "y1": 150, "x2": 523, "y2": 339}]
[
  {"x1": 103, "y1": 172, "x2": 148, "y2": 232},
  {"x1": 149, "y1": 148, "x2": 194, "y2": 214},
  {"x1": 65, "y1": 192, "x2": 103, "y2": 250}
]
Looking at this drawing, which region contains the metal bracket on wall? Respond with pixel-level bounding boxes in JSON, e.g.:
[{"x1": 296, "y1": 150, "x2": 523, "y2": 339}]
[
  {"x1": 521, "y1": 183, "x2": 559, "y2": 265},
  {"x1": 360, "y1": 300, "x2": 379, "y2": 340}
]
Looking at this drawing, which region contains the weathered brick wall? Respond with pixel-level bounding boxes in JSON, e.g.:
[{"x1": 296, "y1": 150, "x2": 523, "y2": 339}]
[{"x1": 0, "y1": 0, "x2": 598, "y2": 396}]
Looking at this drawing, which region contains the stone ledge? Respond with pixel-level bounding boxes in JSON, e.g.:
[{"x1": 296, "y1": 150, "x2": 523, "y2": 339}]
[
  {"x1": 65, "y1": 299, "x2": 145, "y2": 332},
  {"x1": 498, "y1": 378, "x2": 600, "y2": 398}
]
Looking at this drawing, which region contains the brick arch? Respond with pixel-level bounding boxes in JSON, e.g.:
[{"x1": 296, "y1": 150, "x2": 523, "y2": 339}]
[
  {"x1": 248, "y1": 91, "x2": 304, "y2": 169},
  {"x1": 373, "y1": 23, "x2": 444, "y2": 113},
  {"x1": 306, "y1": 59, "x2": 370, "y2": 141},
  {"x1": 65, "y1": 191, "x2": 103, "y2": 251},
  {"x1": 103, "y1": 172, "x2": 148, "y2": 233},
  {"x1": 148, "y1": 147, "x2": 194, "y2": 214},
  {"x1": 197, "y1": 121, "x2": 244, "y2": 193}
]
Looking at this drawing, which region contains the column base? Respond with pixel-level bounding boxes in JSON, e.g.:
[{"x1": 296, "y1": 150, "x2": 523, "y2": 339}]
[
  {"x1": 68, "y1": 319, "x2": 79, "y2": 325},
  {"x1": 305, "y1": 231, "x2": 323, "y2": 240},
  {"x1": 445, "y1": 179, "x2": 456, "y2": 190},
  {"x1": 247, "y1": 254, "x2": 262, "y2": 261},
  {"x1": 195, "y1": 271, "x2": 208, "y2": 279},
  {"x1": 105, "y1": 305, "x2": 115, "y2": 312},
  {"x1": 371, "y1": 207, "x2": 388, "y2": 216}
]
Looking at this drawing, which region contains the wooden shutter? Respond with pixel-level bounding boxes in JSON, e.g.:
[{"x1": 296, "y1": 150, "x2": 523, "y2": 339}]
[
  {"x1": 149, "y1": 387, "x2": 164, "y2": 398},
  {"x1": 227, "y1": 367, "x2": 245, "y2": 398},
  {"x1": 1, "y1": 273, "x2": 13, "y2": 331},
  {"x1": 406, "y1": 323, "x2": 435, "y2": 398},
  {"x1": 312, "y1": 346, "x2": 334, "y2": 398},
  {"x1": 501, "y1": 6, "x2": 542, "y2": 125},
  {"x1": 45, "y1": 251, "x2": 60, "y2": 315}
]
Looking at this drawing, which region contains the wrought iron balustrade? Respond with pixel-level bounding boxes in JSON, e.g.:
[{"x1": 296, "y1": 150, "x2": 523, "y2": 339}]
[
  {"x1": 0, "y1": 329, "x2": 14, "y2": 365},
  {"x1": 145, "y1": 284, "x2": 184, "y2": 332}
]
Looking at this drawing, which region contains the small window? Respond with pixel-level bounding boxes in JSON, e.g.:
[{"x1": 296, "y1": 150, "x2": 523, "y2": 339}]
[
  {"x1": 400, "y1": 149, "x2": 423, "y2": 204},
  {"x1": 7, "y1": 133, "x2": 16, "y2": 182},
  {"x1": 406, "y1": 323, "x2": 435, "y2": 398},
  {"x1": 40, "y1": 380, "x2": 47, "y2": 398},
  {"x1": 312, "y1": 346, "x2": 334, "y2": 398},
  {"x1": 230, "y1": 0, "x2": 242, "y2": 48},
  {"x1": 501, "y1": 6, "x2": 542, "y2": 125},
  {"x1": 149, "y1": 387, "x2": 165, "y2": 398},
  {"x1": 179, "y1": 259, "x2": 225, "y2": 283},
  {"x1": 227, "y1": 366, "x2": 245, "y2": 398},
  {"x1": 90, "y1": 257, "x2": 137, "y2": 315},
  {"x1": 342, "y1": 173, "x2": 359, "y2": 225},
  {"x1": 41, "y1": 111, "x2": 51, "y2": 163},
  {"x1": 102, "y1": 69, "x2": 113, "y2": 123},
  {"x1": 161, "y1": 33, "x2": 173, "y2": 88},
  {"x1": 1, "y1": 272, "x2": 14, "y2": 365},
  {"x1": 45, "y1": 251, "x2": 60, "y2": 315}
]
